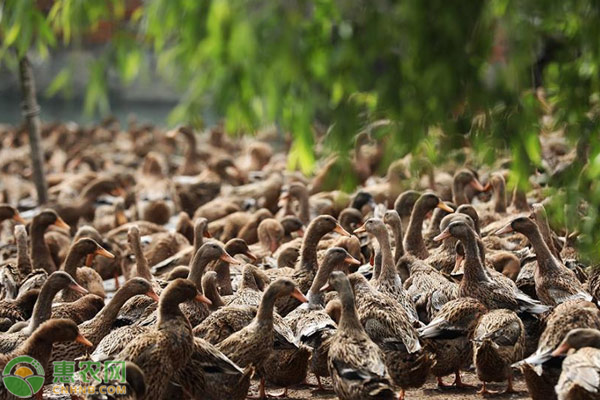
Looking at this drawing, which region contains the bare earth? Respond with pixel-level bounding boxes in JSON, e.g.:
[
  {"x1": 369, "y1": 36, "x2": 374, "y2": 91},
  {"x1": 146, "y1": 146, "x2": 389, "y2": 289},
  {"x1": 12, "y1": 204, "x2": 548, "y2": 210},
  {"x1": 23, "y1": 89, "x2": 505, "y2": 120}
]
[{"x1": 253, "y1": 371, "x2": 532, "y2": 400}]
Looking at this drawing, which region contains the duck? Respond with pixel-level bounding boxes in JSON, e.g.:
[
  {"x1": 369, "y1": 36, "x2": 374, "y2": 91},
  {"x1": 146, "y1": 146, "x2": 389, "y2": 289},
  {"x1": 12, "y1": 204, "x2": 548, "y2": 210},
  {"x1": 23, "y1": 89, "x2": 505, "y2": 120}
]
[
  {"x1": 0, "y1": 319, "x2": 93, "y2": 399},
  {"x1": 114, "y1": 279, "x2": 204, "y2": 400},
  {"x1": 0, "y1": 225, "x2": 31, "y2": 299},
  {"x1": 346, "y1": 272, "x2": 431, "y2": 399},
  {"x1": 172, "y1": 336, "x2": 252, "y2": 400},
  {"x1": 211, "y1": 238, "x2": 257, "y2": 296},
  {"x1": 58, "y1": 238, "x2": 114, "y2": 301},
  {"x1": 551, "y1": 328, "x2": 600, "y2": 400},
  {"x1": 394, "y1": 190, "x2": 421, "y2": 230},
  {"x1": 272, "y1": 215, "x2": 350, "y2": 317},
  {"x1": 29, "y1": 209, "x2": 70, "y2": 274},
  {"x1": 0, "y1": 289, "x2": 39, "y2": 331},
  {"x1": 225, "y1": 263, "x2": 270, "y2": 307},
  {"x1": 418, "y1": 297, "x2": 487, "y2": 388},
  {"x1": 51, "y1": 278, "x2": 159, "y2": 364},
  {"x1": 435, "y1": 220, "x2": 548, "y2": 314},
  {"x1": 284, "y1": 247, "x2": 361, "y2": 389},
  {"x1": 201, "y1": 271, "x2": 224, "y2": 310},
  {"x1": 517, "y1": 300, "x2": 600, "y2": 400},
  {"x1": 51, "y1": 294, "x2": 105, "y2": 324},
  {"x1": 354, "y1": 218, "x2": 418, "y2": 323},
  {"x1": 0, "y1": 271, "x2": 88, "y2": 352},
  {"x1": 216, "y1": 278, "x2": 307, "y2": 398},
  {"x1": 323, "y1": 271, "x2": 396, "y2": 400},
  {"x1": 403, "y1": 192, "x2": 454, "y2": 260},
  {"x1": 248, "y1": 218, "x2": 285, "y2": 261},
  {"x1": 497, "y1": 216, "x2": 591, "y2": 306},
  {"x1": 452, "y1": 168, "x2": 486, "y2": 206},
  {"x1": 473, "y1": 309, "x2": 525, "y2": 394}
]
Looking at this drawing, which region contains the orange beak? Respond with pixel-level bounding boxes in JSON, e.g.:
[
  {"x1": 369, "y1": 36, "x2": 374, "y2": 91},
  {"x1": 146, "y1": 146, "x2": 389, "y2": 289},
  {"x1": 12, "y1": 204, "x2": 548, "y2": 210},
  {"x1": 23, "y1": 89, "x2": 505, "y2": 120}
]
[
  {"x1": 320, "y1": 282, "x2": 332, "y2": 292},
  {"x1": 436, "y1": 202, "x2": 454, "y2": 213},
  {"x1": 195, "y1": 293, "x2": 213, "y2": 305},
  {"x1": 270, "y1": 240, "x2": 279, "y2": 253},
  {"x1": 203, "y1": 230, "x2": 212, "y2": 238},
  {"x1": 54, "y1": 217, "x2": 70, "y2": 230},
  {"x1": 369, "y1": 253, "x2": 374, "y2": 266},
  {"x1": 75, "y1": 334, "x2": 94, "y2": 347},
  {"x1": 12, "y1": 213, "x2": 26, "y2": 224},
  {"x1": 290, "y1": 287, "x2": 308, "y2": 303},
  {"x1": 483, "y1": 182, "x2": 492, "y2": 191},
  {"x1": 95, "y1": 247, "x2": 115, "y2": 259},
  {"x1": 219, "y1": 252, "x2": 241, "y2": 264},
  {"x1": 344, "y1": 256, "x2": 361, "y2": 266},
  {"x1": 353, "y1": 224, "x2": 366, "y2": 234},
  {"x1": 244, "y1": 251, "x2": 258, "y2": 262},
  {"x1": 146, "y1": 290, "x2": 160, "y2": 302},
  {"x1": 470, "y1": 178, "x2": 486, "y2": 192},
  {"x1": 334, "y1": 224, "x2": 351, "y2": 237},
  {"x1": 495, "y1": 223, "x2": 514, "y2": 235},
  {"x1": 433, "y1": 229, "x2": 452, "y2": 242},
  {"x1": 452, "y1": 253, "x2": 464, "y2": 275},
  {"x1": 69, "y1": 283, "x2": 89, "y2": 295},
  {"x1": 551, "y1": 342, "x2": 571, "y2": 357}
]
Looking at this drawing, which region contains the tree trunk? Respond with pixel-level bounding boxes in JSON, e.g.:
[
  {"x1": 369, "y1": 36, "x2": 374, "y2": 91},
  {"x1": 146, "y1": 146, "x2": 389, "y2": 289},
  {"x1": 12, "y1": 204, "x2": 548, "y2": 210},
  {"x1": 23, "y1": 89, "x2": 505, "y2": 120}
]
[{"x1": 18, "y1": 55, "x2": 48, "y2": 205}]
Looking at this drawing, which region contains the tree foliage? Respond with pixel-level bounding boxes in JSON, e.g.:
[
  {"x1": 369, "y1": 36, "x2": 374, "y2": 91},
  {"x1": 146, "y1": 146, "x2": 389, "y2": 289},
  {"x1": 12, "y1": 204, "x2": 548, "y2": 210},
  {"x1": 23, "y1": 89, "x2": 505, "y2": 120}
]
[{"x1": 1, "y1": 0, "x2": 599, "y2": 259}]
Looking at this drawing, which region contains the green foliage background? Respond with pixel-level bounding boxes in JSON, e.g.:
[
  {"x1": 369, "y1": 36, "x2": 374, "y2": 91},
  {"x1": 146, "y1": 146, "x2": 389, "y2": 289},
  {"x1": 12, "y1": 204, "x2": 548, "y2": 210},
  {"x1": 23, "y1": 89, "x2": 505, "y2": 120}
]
[{"x1": 1, "y1": 0, "x2": 599, "y2": 259}]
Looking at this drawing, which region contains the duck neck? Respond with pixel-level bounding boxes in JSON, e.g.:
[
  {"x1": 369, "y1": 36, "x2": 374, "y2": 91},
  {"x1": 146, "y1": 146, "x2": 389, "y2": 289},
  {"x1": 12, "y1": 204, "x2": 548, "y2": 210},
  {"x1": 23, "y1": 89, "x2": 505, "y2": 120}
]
[
  {"x1": 404, "y1": 203, "x2": 429, "y2": 258},
  {"x1": 30, "y1": 223, "x2": 55, "y2": 273},
  {"x1": 307, "y1": 259, "x2": 337, "y2": 306},
  {"x1": 299, "y1": 222, "x2": 328, "y2": 271},
  {"x1": 524, "y1": 227, "x2": 561, "y2": 273},
  {"x1": 461, "y1": 232, "x2": 488, "y2": 282},
  {"x1": 203, "y1": 281, "x2": 224, "y2": 310},
  {"x1": 453, "y1": 182, "x2": 469, "y2": 206},
  {"x1": 24, "y1": 283, "x2": 61, "y2": 335},
  {"x1": 188, "y1": 251, "x2": 211, "y2": 290},
  {"x1": 157, "y1": 297, "x2": 187, "y2": 328},
  {"x1": 131, "y1": 236, "x2": 152, "y2": 282},
  {"x1": 535, "y1": 214, "x2": 560, "y2": 260},
  {"x1": 374, "y1": 228, "x2": 397, "y2": 284},
  {"x1": 88, "y1": 287, "x2": 139, "y2": 338},
  {"x1": 16, "y1": 334, "x2": 53, "y2": 371},
  {"x1": 493, "y1": 183, "x2": 507, "y2": 213},
  {"x1": 296, "y1": 191, "x2": 310, "y2": 225},
  {"x1": 388, "y1": 220, "x2": 404, "y2": 264},
  {"x1": 256, "y1": 287, "x2": 278, "y2": 325},
  {"x1": 338, "y1": 287, "x2": 363, "y2": 333},
  {"x1": 213, "y1": 260, "x2": 233, "y2": 295},
  {"x1": 61, "y1": 248, "x2": 85, "y2": 278},
  {"x1": 16, "y1": 231, "x2": 32, "y2": 276}
]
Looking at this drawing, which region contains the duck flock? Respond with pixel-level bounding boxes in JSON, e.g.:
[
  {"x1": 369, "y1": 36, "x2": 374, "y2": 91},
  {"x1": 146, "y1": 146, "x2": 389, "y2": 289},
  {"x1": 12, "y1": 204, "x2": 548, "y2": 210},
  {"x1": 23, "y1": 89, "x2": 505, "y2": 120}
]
[{"x1": 0, "y1": 122, "x2": 598, "y2": 400}]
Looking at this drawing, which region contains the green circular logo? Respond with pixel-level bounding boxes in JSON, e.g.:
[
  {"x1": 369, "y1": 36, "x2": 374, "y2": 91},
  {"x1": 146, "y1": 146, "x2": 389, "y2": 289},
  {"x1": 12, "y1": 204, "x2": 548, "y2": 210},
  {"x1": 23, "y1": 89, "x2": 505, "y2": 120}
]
[{"x1": 2, "y1": 356, "x2": 45, "y2": 398}]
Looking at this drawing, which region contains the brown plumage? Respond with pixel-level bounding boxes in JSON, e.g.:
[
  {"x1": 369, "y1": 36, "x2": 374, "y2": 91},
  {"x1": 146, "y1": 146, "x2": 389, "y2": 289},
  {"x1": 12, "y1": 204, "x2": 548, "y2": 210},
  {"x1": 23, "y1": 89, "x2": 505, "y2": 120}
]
[
  {"x1": 473, "y1": 309, "x2": 525, "y2": 394},
  {"x1": 51, "y1": 294, "x2": 105, "y2": 324},
  {"x1": 0, "y1": 289, "x2": 39, "y2": 331}
]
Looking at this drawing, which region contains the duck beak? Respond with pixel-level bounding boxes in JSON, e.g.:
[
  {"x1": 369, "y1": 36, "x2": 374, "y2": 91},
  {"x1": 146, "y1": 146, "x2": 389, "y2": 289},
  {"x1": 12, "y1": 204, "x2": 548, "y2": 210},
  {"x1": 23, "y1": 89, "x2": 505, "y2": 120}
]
[
  {"x1": 470, "y1": 178, "x2": 486, "y2": 192},
  {"x1": 334, "y1": 224, "x2": 351, "y2": 237},
  {"x1": 551, "y1": 342, "x2": 571, "y2": 357},
  {"x1": 203, "y1": 230, "x2": 212, "y2": 238},
  {"x1": 75, "y1": 334, "x2": 94, "y2": 347},
  {"x1": 12, "y1": 213, "x2": 26, "y2": 224},
  {"x1": 436, "y1": 202, "x2": 454, "y2": 213},
  {"x1": 54, "y1": 217, "x2": 70, "y2": 230},
  {"x1": 296, "y1": 228, "x2": 304, "y2": 237},
  {"x1": 244, "y1": 251, "x2": 258, "y2": 262},
  {"x1": 483, "y1": 182, "x2": 492, "y2": 191},
  {"x1": 69, "y1": 283, "x2": 89, "y2": 295},
  {"x1": 495, "y1": 223, "x2": 514, "y2": 235},
  {"x1": 146, "y1": 290, "x2": 160, "y2": 302},
  {"x1": 320, "y1": 282, "x2": 332, "y2": 292},
  {"x1": 290, "y1": 287, "x2": 308, "y2": 303},
  {"x1": 220, "y1": 252, "x2": 241, "y2": 264},
  {"x1": 270, "y1": 240, "x2": 279, "y2": 253},
  {"x1": 195, "y1": 293, "x2": 212, "y2": 305},
  {"x1": 95, "y1": 247, "x2": 115, "y2": 259},
  {"x1": 353, "y1": 224, "x2": 366, "y2": 234},
  {"x1": 433, "y1": 229, "x2": 452, "y2": 242},
  {"x1": 369, "y1": 253, "x2": 374, "y2": 266},
  {"x1": 344, "y1": 256, "x2": 361, "y2": 266}
]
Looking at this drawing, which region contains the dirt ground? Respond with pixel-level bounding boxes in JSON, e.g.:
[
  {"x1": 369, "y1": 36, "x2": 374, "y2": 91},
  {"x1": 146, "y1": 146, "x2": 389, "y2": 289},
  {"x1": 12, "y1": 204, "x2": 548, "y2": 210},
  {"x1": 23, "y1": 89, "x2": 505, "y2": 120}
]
[{"x1": 254, "y1": 371, "x2": 532, "y2": 400}]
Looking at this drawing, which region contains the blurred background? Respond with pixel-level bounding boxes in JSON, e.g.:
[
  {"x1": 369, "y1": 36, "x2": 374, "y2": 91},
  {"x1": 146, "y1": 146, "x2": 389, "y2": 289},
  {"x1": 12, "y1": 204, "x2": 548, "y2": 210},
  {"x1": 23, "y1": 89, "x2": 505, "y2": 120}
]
[{"x1": 1, "y1": 0, "x2": 599, "y2": 257}]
